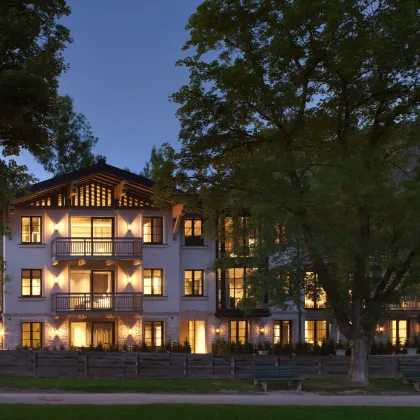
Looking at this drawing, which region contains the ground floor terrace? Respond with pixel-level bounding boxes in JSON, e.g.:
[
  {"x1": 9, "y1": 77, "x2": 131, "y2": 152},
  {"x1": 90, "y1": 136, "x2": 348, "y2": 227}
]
[{"x1": 1, "y1": 311, "x2": 419, "y2": 352}]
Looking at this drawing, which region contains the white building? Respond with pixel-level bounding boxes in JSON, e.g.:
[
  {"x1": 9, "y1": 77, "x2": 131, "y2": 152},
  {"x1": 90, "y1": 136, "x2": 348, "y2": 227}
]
[{"x1": 0, "y1": 162, "x2": 418, "y2": 351}]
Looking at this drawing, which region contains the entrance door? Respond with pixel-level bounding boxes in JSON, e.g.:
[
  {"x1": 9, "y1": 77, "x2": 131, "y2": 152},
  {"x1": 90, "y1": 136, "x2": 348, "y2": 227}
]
[
  {"x1": 188, "y1": 321, "x2": 206, "y2": 353},
  {"x1": 70, "y1": 322, "x2": 114, "y2": 348}
]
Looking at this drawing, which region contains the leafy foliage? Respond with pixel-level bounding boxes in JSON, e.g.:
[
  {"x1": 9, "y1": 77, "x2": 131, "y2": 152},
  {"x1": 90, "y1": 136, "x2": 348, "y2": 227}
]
[
  {"x1": 160, "y1": 0, "x2": 420, "y2": 383},
  {"x1": 0, "y1": 0, "x2": 72, "y2": 156},
  {"x1": 36, "y1": 95, "x2": 104, "y2": 175}
]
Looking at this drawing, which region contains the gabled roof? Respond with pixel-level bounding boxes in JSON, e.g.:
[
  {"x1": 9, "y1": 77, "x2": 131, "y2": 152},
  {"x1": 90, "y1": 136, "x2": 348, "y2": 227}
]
[
  {"x1": 22, "y1": 161, "x2": 153, "y2": 196},
  {"x1": 16, "y1": 161, "x2": 155, "y2": 207}
]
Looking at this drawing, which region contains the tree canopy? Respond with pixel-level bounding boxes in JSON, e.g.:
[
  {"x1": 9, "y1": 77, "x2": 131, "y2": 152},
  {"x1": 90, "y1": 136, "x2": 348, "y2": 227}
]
[
  {"x1": 160, "y1": 0, "x2": 420, "y2": 384},
  {"x1": 36, "y1": 95, "x2": 104, "y2": 176},
  {"x1": 0, "y1": 1, "x2": 72, "y2": 209}
]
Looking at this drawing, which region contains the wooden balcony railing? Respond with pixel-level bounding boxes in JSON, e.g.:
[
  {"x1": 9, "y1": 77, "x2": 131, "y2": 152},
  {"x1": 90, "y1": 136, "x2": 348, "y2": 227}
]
[
  {"x1": 51, "y1": 237, "x2": 142, "y2": 259},
  {"x1": 51, "y1": 293, "x2": 143, "y2": 313},
  {"x1": 389, "y1": 298, "x2": 420, "y2": 311}
]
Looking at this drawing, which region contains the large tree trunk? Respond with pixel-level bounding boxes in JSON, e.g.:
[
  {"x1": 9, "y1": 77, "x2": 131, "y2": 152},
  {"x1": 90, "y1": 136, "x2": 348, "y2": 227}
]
[{"x1": 348, "y1": 337, "x2": 370, "y2": 385}]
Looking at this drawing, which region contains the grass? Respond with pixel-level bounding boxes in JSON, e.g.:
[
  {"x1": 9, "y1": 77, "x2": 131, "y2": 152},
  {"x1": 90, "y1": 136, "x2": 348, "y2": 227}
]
[
  {"x1": 0, "y1": 377, "x2": 255, "y2": 393},
  {"x1": 0, "y1": 405, "x2": 419, "y2": 420},
  {"x1": 0, "y1": 376, "x2": 416, "y2": 394}
]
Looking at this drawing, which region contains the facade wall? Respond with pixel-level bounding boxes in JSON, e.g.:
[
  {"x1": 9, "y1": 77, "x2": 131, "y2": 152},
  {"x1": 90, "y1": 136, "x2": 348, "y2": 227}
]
[{"x1": 1, "y1": 195, "x2": 418, "y2": 351}]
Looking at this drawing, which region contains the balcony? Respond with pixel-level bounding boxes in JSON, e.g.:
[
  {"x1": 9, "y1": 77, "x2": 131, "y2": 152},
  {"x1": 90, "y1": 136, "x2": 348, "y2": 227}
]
[
  {"x1": 51, "y1": 293, "x2": 143, "y2": 314},
  {"x1": 389, "y1": 298, "x2": 420, "y2": 311},
  {"x1": 51, "y1": 237, "x2": 142, "y2": 262}
]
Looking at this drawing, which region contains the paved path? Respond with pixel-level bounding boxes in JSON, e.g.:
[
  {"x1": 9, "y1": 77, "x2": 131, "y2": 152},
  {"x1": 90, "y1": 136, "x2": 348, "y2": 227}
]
[{"x1": 0, "y1": 392, "x2": 419, "y2": 406}]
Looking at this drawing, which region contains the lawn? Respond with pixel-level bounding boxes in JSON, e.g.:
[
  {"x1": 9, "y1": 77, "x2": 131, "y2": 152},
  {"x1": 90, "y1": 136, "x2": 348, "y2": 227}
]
[
  {"x1": 0, "y1": 376, "x2": 416, "y2": 394},
  {"x1": 0, "y1": 405, "x2": 418, "y2": 420}
]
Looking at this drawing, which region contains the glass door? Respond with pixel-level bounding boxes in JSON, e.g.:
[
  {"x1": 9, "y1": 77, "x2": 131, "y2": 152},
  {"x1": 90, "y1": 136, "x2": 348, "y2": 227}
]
[
  {"x1": 92, "y1": 271, "x2": 113, "y2": 309},
  {"x1": 92, "y1": 218, "x2": 113, "y2": 255},
  {"x1": 92, "y1": 323, "x2": 114, "y2": 348}
]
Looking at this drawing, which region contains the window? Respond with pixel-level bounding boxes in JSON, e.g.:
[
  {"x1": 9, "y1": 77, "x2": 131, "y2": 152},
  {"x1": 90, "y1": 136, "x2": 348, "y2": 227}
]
[
  {"x1": 304, "y1": 272, "x2": 326, "y2": 309},
  {"x1": 390, "y1": 320, "x2": 409, "y2": 345},
  {"x1": 184, "y1": 270, "x2": 204, "y2": 296},
  {"x1": 274, "y1": 224, "x2": 287, "y2": 244},
  {"x1": 274, "y1": 320, "x2": 292, "y2": 344},
  {"x1": 144, "y1": 321, "x2": 163, "y2": 348},
  {"x1": 305, "y1": 320, "x2": 328, "y2": 345},
  {"x1": 143, "y1": 269, "x2": 163, "y2": 295},
  {"x1": 21, "y1": 270, "x2": 42, "y2": 297},
  {"x1": 21, "y1": 322, "x2": 42, "y2": 348},
  {"x1": 229, "y1": 320, "x2": 249, "y2": 344},
  {"x1": 188, "y1": 320, "x2": 206, "y2": 354},
  {"x1": 184, "y1": 218, "x2": 204, "y2": 246},
  {"x1": 21, "y1": 216, "x2": 42, "y2": 243},
  {"x1": 143, "y1": 217, "x2": 163, "y2": 244},
  {"x1": 224, "y1": 216, "x2": 256, "y2": 256}
]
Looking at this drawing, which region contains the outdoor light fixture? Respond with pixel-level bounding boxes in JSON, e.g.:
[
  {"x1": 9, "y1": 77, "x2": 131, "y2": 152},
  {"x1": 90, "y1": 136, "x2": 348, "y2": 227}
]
[
  {"x1": 55, "y1": 330, "x2": 59, "y2": 336},
  {"x1": 0, "y1": 330, "x2": 4, "y2": 336},
  {"x1": 54, "y1": 223, "x2": 59, "y2": 231},
  {"x1": 215, "y1": 328, "x2": 220, "y2": 335},
  {"x1": 54, "y1": 276, "x2": 59, "y2": 285},
  {"x1": 128, "y1": 328, "x2": 133, "y2": 335},
  {"x1": 259, "y1": 327, "x2": 265, "y2": 335},
  {"x1": 127, "y1": 223, "x2": 132, "y2": 232},
  {"x1": 377, "y1": 326, "x2": 384, "y2": 333},
  {"x1": 127, "y1": 275, "x2": 132, "y2": 284}
]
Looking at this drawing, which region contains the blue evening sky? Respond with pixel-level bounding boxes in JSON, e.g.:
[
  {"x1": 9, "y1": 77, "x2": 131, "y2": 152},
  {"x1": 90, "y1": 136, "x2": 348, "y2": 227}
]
[{"x1": 17, "y1": 0, "x2": 202, "y2": 181}]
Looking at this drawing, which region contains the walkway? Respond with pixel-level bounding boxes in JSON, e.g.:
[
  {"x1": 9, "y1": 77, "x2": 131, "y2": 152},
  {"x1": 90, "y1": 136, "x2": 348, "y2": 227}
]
[{"x1": 0, "y1": 392, "x2": 419, "y2": 406}]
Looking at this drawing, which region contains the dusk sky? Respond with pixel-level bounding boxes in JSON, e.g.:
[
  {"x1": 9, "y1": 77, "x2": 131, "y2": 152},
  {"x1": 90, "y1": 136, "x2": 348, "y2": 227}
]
[{"x1": 17, "y1": 0, "x2": 202, "y2": 181}]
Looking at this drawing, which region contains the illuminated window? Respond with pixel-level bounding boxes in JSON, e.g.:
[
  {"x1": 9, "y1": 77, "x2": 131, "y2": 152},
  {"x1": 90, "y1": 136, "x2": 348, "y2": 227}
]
[
  {"x1": 305, "y1": 272, "x2": 326, "y2": 309},
  {"x1": 274, "y1": 224, "x2": 286, "y2": 244},
  {"x1": 229, "y1": 320, "x2": 249, "y2": 344},
  {"x1": 390, "y1": 320, "x2": 409, "y2": 345},
  {"x1": 21, "y1": 269, "x2": 42, "y2": 297},
  {"x1": 189, "y1": 320, "x2": 206, "y2": 353},
  {"x1": 305, "y1": 320, "x2": 328, "y2": 345},
  {"x1": 184, "y1": 270, "x2": 204, "y2": 296},
  {"x1": 144, "y1": 321, "x2": 163, "y2": 348},
  {"x1": 224, "y1": 216, "x2": 256, "y2": 256},
  {"x1": 144, "y1": 269, "x2": 163, "y2": 295},
  {"x1": 274, "y1": 320, "x2": 292, "y2": 344},
  {"x1": 21, "y1": 322, "x2": 42, "y2": 348},
  {"x1": 227, "y1": 268, "x2": 245, "y2": 309},
  {"x1": 184, "y1": 218, "x2": 204, "y2": 246},
  {"x1": 21, "y1": 216, "x2": 42, "y2": 243},
  {"x1": 143, "y1": 217, "x2": 163, "y2": 244}
]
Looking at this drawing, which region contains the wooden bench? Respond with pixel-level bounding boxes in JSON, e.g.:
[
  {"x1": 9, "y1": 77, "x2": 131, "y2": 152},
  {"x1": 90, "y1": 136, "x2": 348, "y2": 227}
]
[{"x1": 250, "y1": 365, "x2": 306, "y2": 392}]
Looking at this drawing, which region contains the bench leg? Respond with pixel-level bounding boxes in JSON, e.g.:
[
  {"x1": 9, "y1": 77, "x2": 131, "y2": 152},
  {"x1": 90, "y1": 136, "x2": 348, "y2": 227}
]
[
  {"x1": 403, "y1": 378, "x2": 409, "y2": 385},
  {"x1": 253, "y1": 379, "x2": 258, "y2": 386},
  {"x1": 414, "y1": 382, "x2": 419, "y2": 392},
  {"x1": 296, "y1": 381, "x2": 302, "y2": 392},
  {"x1": 262, "y1": 382, "x2": 267, "y2": 393}
]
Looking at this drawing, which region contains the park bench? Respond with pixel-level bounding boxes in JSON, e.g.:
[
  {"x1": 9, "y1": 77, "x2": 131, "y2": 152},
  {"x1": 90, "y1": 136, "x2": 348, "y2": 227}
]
[
  {"x1": 400, "y1": 367, "x2": 420, "y2": 391},
  {"x1": 250, "y1": 365, "x2": 306, "y2": 392}
]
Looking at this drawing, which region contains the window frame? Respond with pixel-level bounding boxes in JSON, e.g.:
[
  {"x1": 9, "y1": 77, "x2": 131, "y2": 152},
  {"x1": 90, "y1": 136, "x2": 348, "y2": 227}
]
[
  {"x1": 21, "y1": 216, "x2": 42, "y2": 244},
  {"x1": 390, "y1": 319, "x2": 410, "y2": 345},
  {"x1": 273, "y1": 320, "x2": 292, "y2": 345},
  {"x1": 229, "y1": 320, "x2": 249, "y2": 344},
  {"x1": 21, "y1": 322, "x2": 42, "y2": 348},
  {"x1": 144, "y1": 321, "x2": 164, "y2": 348},
  {"x1": 305, "y1": 320, "x2": 329, "y2": 345},
  {"x1": 143, "y1": 216, "x2": 164, "y2": 244},
  {"x1": 184, "y1": 269, "x2": 204, "y2": 296},
  {"x1": 21, "y1": 269, "x2": 42, "y2": 297},
  {"x1": 143, "y1": 269, "x2": 163, "y2": 296},
  {"x1": 304, "y1": 272, "x2": 327, "y2": 309},
  {"x1": 184, "y1": 218, "x2": 204, "y2": 246}
]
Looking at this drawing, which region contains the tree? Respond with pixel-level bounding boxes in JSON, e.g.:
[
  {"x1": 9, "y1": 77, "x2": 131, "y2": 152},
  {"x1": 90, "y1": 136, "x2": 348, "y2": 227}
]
[
  {"x1": 163, "y1": 0, "x2": 420, "y2": 385},
  {"x1": 36, "y1": 95, "x2": 104, "y2": 175},
  {"x1": 0, "y1": 1, "x2": 71, "y2": 156},
  {"x1": 139, "y1": 146, "x2": 170, "y2": 181}
]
